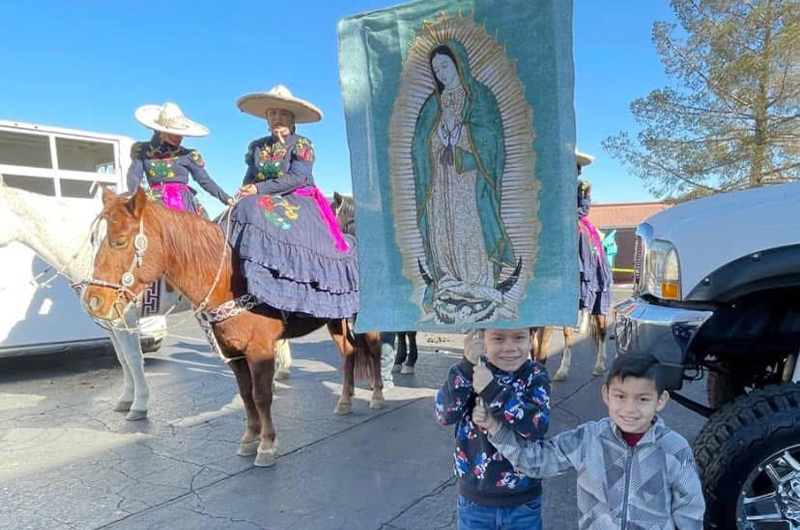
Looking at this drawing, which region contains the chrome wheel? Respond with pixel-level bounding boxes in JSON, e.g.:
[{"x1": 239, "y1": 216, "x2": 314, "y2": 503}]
[{"x1": 738, "y1": 445, "x2": 800, "y2": 529}]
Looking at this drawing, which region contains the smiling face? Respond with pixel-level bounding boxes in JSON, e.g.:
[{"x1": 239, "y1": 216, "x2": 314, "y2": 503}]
[
  {"x1": 266, "y1": 109, "x2": 295, "y2": 138},
  {"x1": 602, "y1": 376, "x2": 669, "y2": 434},
  {"x1": 482, "y1": 328, "x2": 531, "y2": 372},
  {"x1": 431, "y1": 52, "x2": 459, "y2": 90}
]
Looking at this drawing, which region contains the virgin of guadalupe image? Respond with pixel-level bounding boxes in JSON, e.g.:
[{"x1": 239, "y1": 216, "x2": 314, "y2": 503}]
[{"x1": 412, "y1": 40, "x2": 522, "y2": 324}]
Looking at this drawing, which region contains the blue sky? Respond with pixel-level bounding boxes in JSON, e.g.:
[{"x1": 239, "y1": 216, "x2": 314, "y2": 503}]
[{"x1": 0, "y1": 0, "x2": 676, "y2": 216}]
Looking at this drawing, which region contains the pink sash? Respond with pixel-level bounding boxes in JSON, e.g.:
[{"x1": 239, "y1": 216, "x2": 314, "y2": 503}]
[
  {"x1": 151, "y1": 183, "x2": 190, "y2": 211},
  {"x1": 579, "y1": 216, "x2": 604, "y2": 259},
  {"x1": 293, "y1": 186, "x2": 350, "y2": 252}
]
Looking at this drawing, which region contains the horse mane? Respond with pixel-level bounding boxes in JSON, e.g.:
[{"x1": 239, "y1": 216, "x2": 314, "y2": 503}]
[
  {"x1": 142, "y1": 201, "x2": 233, "y2": 289},
  {"x1": 1, "y1": 184, "x2": 97, "y2": 224},
  {"x1": 1, "y1": 184, "x2": 100, "y2": 272}
]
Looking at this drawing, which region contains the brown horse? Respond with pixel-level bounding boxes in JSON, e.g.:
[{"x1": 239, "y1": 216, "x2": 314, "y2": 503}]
[
  {"x1": 83, "y1": 188, "x2": 384, "y2": 467},
  {"x1": 530, "y1": 326, "x2": 574, "y2": 381},
  {"x1": 530, "y1": 312, "x2": 608, "y2": 381}
]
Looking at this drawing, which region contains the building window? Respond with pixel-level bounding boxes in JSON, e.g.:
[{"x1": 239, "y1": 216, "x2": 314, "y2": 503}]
[
  {"x1": 0, "y1": 131, "x2": 52, "y2": 168},
  {"x1": 55, "y1": 138, "x2": 115, "y2": 172},
  {"x1": 2, "y1": 174, "x2": 56, "y2": 196}
]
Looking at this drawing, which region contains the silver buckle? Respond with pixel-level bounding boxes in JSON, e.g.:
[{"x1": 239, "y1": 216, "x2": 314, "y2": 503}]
[{"x1": 121, "y1": 272, "x2": 135, "y2": 288}]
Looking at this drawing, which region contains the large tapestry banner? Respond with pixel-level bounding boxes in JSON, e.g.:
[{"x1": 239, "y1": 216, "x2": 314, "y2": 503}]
[{"x1": 339, "y1": 0, "x2": 577, "y2": 332}]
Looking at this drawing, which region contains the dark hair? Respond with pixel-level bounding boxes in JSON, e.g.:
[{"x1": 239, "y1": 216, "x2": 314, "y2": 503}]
[
  {"x1": 480, "y1": 328, "x2": 534, "y2": 337},
  {"x1": 605, "y1": 354, "x2": 666, "y2": 394},
  {"x1": 429, "y1": 45, "x2": 459, "y2": 94}
]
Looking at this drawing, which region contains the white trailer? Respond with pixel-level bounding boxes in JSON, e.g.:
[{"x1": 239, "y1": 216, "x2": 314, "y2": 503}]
[{"x1": 0, "y1": 120, "x2": 165, "y2": 356}]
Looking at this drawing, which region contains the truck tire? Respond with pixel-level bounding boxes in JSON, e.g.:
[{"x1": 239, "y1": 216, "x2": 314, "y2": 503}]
[
  {"x1": 706, "y1": 370, "x2": 744, "y2": 410},
  {"x1": 693, "y1": 382, "x2": 800, "y2": 529}
]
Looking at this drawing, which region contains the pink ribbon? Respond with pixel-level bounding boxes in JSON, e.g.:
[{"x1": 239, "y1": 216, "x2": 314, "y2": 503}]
[
  {"x1": 151, "y1": 183, "x2": 190, "y2": 211},
  {"x1": 293, "y1": 186, "x2": 350, "y2": 252},
  {"x1": 579, "y1": 216, "x2": 604, "y2": 259}
]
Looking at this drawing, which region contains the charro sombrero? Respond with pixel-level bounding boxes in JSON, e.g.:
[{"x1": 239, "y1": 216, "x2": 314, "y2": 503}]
[
  {"x1": 575, "y1": 149, "x2": 595, "y2": 167},
  {"x1": 236, "y1": 85, "x2": 323, "y2": 124},
  {"x1": 134, "y1": 102, "x2": 209, "y2": 137}
]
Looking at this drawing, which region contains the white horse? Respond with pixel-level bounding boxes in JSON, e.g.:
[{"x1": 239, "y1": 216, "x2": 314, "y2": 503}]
[{"x1": 0, "y1": 182, "x2": 189, "y2": 420}]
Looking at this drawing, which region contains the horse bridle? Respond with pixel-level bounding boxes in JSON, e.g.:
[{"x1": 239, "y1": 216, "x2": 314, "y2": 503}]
[{"x1": 82, "y1": 215, "x2": 149, "y2": 319}]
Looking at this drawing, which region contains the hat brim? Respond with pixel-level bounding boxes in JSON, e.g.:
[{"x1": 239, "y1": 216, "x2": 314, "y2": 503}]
[
  {"x1": 236, "y1": 93, "x2": 323, "y2": 124},
  {"x1": 575, "y1": 150, "x2": 595, "y2": 167},
  {"x1": 135, "y1": 105, "x2": 210, "y2": 137},
  {"x1": 575, "y1": 149, "x2": 594, "y2": 167}
]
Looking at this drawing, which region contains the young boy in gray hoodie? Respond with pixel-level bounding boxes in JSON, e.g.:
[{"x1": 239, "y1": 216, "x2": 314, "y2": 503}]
[{"x1": 473, "y1": 353, "x2": 705, "y2": 530}]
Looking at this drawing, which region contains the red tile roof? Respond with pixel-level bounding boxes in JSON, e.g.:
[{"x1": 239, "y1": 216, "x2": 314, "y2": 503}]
[{"x1": 587, "y1": 202, "x2": 671, "y2": 229}]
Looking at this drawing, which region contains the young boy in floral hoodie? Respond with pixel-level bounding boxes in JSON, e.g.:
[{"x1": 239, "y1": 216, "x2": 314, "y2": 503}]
[{"x1": 435, "y1": 328, "x2": 550, "y2": 530}]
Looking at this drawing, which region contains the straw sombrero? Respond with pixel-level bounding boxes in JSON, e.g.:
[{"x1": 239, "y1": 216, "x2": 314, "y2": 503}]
[
  {"x1": 135, "y1": 102, "x2": 209, "y2": 137},
  {"x1": 575, "y1": 149, "x2": 595, "y2": 167},
  {"x1": 236, "y1": 85, "x2": 323, "y2": 124}
]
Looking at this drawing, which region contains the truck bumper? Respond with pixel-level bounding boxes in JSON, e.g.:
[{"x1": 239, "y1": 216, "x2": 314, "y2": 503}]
[
  {"x1": 138, "y1": 315, "x2": 168, "y2": 342},
  {"x1": 614, "y1": 297, "x2": 713, "y2": 389}
]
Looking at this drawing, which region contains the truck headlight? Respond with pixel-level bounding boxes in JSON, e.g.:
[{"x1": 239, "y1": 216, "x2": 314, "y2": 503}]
[{"x1": 645, "y1": 240, "x2": 681, "y2": 300}]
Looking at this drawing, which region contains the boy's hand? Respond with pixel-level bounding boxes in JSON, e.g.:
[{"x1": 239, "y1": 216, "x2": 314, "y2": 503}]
[
  {"x1": 463, "y1": 330, "x2": 485, "y2": 364},
  {"x1": 472, "y1": 398, "x2": 500, "y2": 435},
  {"x1": 473, "y1": 355, "x2": 492, "y2": 393}
]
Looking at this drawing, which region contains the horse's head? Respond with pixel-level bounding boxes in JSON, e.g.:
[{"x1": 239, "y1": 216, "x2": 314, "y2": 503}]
[
  {"x1": 83, "y1": 187, "x2": 166, "y2": 320},
  {"x1": 0, "y1": 181, "x2": 23, "y2": 247},
  {"x1": 331, "y1": 192, "x2": 355, "y2": 236}
]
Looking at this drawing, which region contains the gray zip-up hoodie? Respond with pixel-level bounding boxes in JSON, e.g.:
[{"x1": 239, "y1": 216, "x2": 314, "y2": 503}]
[{"x1": 489, "y1": 417, "x2": 705, "y2": 530}]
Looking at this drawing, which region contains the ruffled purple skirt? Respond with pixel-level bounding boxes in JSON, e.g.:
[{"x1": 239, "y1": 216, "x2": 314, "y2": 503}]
[{"x1": 225, "y1": 191, "x2": 358, "y2": 319}]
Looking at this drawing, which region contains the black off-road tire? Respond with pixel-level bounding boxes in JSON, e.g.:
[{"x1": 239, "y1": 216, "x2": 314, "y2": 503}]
[
  {"x1": 693, "y1": 382, "x2": 800, "y2": 529},
  {"x1": 706, "y1": 370, "x2": 745, "y2": 410}
]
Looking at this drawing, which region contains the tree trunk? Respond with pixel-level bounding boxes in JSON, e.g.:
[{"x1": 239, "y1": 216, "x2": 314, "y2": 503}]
[{"x1": 750, "y1": 0, "x2": 775, "y2": 188}]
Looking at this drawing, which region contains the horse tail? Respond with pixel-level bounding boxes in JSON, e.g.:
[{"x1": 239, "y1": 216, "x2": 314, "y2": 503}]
[
  {"x1": 590, "y1": 315, "x2": 601, "y2": 345},
  {"x1": 343, "y1": 319, "x2": 375, "y2": 383},
  {"x1": 353, "y1": 334, "x2": 377, "y2": 382}
]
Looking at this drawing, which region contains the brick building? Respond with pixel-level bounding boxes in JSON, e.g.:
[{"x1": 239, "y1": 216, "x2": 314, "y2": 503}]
[{"x1": 587, "y1": 202, "x2": 671, "y2": 284}]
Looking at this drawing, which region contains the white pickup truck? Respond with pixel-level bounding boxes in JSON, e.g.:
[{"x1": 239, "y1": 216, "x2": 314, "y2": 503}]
[{"x1": 615, "y1": 181, "x2": 800, "y2": 530}]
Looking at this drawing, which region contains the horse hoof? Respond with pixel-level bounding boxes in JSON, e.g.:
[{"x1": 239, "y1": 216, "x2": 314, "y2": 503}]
[
  {"x1": 553, "y1": 371, "x2": 567, "y2": 382},
  {"x1": 591, "y1": 366, "x2": 606, "y2": 376},
  {"x1": 254, "y1": 447, "x2": 277, "y2": 467},
  {"x1": 274, "y1": 369, "x2": 290, "y2": 381},
  {"x1": 125, "y1": 409, "x2": 148, "y2": 421},
  {"x1": 114, "y1": 400, "x2": 133, "y2": 412},
  {"x1": 237, "y1": 440, "x2": 260, "y2": 456},
  {"x1": 334, "y1": 402, "x2": 352, "y2": 415},
  {"x1": 369, "y1": 397, "x2": 385, "y2": 410}
]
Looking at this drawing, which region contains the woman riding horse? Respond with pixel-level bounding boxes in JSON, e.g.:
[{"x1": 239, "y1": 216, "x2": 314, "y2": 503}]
[
  {"x1": 127, "y1": 102, "x2": 232, "y2": 216},
  {"x1": 230, "y1": 85, "x2": 358, "y2": 318},
  {"x1": 530, "y1": 151, "x2": 609, "y2": 380},
  {"x1": 577, "y1": 173, "x2": 612, "y2": 376}
]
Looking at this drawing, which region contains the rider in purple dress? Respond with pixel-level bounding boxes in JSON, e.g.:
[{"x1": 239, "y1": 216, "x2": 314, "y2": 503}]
[
  {"x1": 227, "y1": 85, "x2": 358, "y2": 319},
  {"x1": 575, "y1": 152, "x2": 612, "y2": 318},
  {"x1": 126, "y1": 102, "x2": 232, "y2": 216}
]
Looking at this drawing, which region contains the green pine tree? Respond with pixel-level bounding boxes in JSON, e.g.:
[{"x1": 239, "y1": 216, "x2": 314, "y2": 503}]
[{"x1": 603, "y1": 0, "x2": 799, "y2": 201}]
